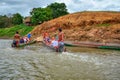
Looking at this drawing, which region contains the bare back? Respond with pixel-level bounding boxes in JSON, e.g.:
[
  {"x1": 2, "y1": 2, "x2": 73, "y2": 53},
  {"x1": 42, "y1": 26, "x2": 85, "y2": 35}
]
[{"x1": 14, "y1": 34, "x2": 20, "y2": 41}]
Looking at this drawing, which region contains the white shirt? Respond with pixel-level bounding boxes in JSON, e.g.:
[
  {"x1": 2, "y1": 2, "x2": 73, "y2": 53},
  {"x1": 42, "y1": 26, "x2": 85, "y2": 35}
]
[{"x1": 51, "y1": 40, "x2": 58, "y2": 47}]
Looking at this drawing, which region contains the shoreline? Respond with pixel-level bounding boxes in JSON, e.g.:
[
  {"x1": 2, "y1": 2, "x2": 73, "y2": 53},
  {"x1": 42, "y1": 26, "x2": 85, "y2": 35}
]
[
  {"x1": 65, "y1": 41, "x2": 120, "y2": 46},
  {"x1": 1, "y1": 37, "x2": 120, "y2": 48},
  {"x1": 0, "y1": 37, "x2": 12, "y2": 39}
]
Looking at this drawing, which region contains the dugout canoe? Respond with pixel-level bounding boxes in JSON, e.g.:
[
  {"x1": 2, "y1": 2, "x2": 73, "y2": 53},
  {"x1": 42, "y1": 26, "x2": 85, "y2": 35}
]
[
  {"x1": 11, "y1": 40, "x2": 36, "y2": 47},
  {"x1": 64, "y1": 41, "x2": 120, "y2": 50}
]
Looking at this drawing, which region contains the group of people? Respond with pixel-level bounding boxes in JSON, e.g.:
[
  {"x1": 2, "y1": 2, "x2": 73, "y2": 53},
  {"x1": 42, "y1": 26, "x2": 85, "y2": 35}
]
[
  {"x1": 12, "y1": 31, "x2": 31, "y2": 47},
  {"x1": 43, "y1": 28, "x2": 64, "y2": 52},
  {"x1": 12, "y1": 28, "x2": 64, "y2": 52}
]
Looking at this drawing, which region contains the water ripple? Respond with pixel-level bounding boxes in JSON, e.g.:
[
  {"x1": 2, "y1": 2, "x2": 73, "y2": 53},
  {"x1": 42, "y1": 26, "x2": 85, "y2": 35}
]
[{"x1": 0, "y1": 40, "x2": 120, "y2": 80}]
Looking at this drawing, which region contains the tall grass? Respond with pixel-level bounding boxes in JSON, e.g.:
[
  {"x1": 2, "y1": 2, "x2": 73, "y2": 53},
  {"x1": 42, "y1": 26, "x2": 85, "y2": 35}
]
[{"x1": 0, "y1": 24, "x2": 34, "y2": 38}]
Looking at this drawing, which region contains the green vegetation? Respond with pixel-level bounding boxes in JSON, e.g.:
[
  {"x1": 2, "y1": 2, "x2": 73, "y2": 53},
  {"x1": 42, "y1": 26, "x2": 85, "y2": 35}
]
[
  {"x1": 0, "y1": 13, "x2": 23, "y2": 28},
  {"x1": 31, "y1": 7, "x2": 52, "y2": 25},
  {"x1": 97, "y1": 23, "x2": 110, "y2": 27},
  {"x1": 0, "y1": 2, "x2": 69, "y2": 27},
  {"x1": 0, "y1": 15, "x2": 12, "y2": 28},
  {"x1": 47, "y1": 2, "x2": 69, "y2": 19},
  {"x1": 30, "y1": 2, "x2": 69, "y2": 25},
  {"x1": 0, "y1": 24, "x2": 34, "y2": 38},
  {"x1": 12, "y1": 13, "x2": 23, "y2": 25},
  {"x1": 0, "y1": 2, "x2": 69, "y2": 38}
]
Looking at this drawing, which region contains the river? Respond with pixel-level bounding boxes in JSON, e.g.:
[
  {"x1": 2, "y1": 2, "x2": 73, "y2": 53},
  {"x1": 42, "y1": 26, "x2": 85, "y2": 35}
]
[{"x1": 0, "y1": 39, "x2": 120, "y2": 80}]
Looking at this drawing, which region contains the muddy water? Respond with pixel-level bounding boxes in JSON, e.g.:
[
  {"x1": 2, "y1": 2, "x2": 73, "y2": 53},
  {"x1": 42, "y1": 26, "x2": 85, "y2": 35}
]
[{"x1": 0, "y1": 39, "x2": 120, "y2": 80}]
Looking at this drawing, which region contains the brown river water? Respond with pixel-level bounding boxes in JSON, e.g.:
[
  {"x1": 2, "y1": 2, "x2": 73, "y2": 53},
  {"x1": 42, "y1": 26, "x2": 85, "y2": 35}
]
[{"x1": 0, "y1": 39, "x2": 120, "y2": 80}]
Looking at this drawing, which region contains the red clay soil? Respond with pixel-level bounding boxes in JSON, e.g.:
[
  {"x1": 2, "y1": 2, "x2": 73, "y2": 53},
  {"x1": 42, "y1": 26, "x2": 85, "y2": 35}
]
[{"x1": 30, "y1": 11, "x2": 120, "y2": 43}]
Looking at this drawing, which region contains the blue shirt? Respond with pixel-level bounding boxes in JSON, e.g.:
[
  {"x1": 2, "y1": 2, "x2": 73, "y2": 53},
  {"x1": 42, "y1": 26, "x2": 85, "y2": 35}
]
[{"x1": 27, "y1": 34, "x2": 31, "y2": 39}]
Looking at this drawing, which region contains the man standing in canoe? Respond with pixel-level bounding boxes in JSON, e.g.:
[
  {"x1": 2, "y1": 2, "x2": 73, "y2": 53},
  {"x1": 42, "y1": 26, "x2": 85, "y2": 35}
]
[
  {"x1": 13, "y1": 31, "x2": 20, "y2": 47},
  {"x1": 58, "y1": 28, "x2": 64, "y2": 52}
]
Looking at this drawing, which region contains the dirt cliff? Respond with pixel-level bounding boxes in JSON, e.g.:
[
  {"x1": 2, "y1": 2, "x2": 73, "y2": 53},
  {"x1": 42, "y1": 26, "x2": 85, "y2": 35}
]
[{"x1": 31, "y1": 11, "x2": 120, "y2": 43}]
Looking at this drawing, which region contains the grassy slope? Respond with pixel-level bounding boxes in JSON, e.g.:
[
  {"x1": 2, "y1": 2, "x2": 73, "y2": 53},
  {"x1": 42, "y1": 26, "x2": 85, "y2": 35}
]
[{"x1": 0, "y1": 24, "x2": 34, "y2": 38}]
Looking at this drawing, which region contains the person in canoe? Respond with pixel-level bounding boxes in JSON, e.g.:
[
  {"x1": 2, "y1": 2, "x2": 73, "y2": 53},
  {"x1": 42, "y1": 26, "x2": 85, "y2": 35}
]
[
  {"x1": 42, "y1": 32, "x2": 47, "y2": 41},
  {"x1": 20, "y1": 37, "x2": 24, "y2": 43},
  {"x1": 12, "y1": 31, "x2": 21, "y2": 47},
  {"x1": 43, "y1": 32, "x2": 50, "y2": 45},
  {"x1": 58, "y1": 28, "x2": 64, "y2": 52},
  {"x1": 27, "y1": 33, "x2": 31, "y2": 41},
  {"x1": 50, "y1": 37, "x2": 58, "y2": 49},
  {"x1": 23, "y1": 36, "x2": 29, "y2": 43}
]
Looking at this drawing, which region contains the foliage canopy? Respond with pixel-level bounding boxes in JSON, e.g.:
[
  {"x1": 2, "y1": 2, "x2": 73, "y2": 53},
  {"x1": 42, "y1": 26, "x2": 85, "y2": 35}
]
[
  {"x1": 47, "y1": 2, "x2": 69, "y2": 18},
  {"x1": 30, "y1": 7, "x2": 52, "y2": 25},
  {"x1": 12, "y1": 13, "x2": 23, "y2": 25},
  {"x1": 0, "y1": 15, "x2": 12, "y2": 28},
  {"x1": 30, "y1": 2, "x2": 69, "y2": 25}
]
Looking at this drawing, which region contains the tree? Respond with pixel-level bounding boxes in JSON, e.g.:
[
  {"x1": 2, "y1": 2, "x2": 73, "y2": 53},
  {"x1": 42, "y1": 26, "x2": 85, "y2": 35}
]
[
  {"x1": 12, "y1": 13, "x2": 23, "y2": 25},
  {"x1": 0, "y1": 15, "x2": 12, "y2": 28},
  {"x1": 30, "y1": 7, "x2": 52, "y2": 25},
  {"x1": 47, "y1": 2, "x2": 69, "y2": 18}
]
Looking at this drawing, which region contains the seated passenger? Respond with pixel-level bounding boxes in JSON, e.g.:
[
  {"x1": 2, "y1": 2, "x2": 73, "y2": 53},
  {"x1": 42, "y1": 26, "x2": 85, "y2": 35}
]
[
  {"x1": 20, "y1": 37, "x2": 24, "y2": 43},
  {"x1": 44, "y1": 32, "x2": 50, "y2": 45},
  {"x1": 23, "y1": 36, "x2": 29, "y2": 43},
  {"x1": 51, "y1": 37, "x2": 58, "y2": 49},
  {"x1": 27, "y1": 33, "x2": 31, "y2": 41}
]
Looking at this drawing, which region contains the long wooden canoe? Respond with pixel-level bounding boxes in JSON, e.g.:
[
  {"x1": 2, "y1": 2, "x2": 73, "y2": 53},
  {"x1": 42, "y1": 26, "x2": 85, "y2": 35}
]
[
  {"x1": 42, "y1": 41, "x2": 66, "y2": 52},
  {"x1": 42, "y1": 41, "x2": 58, "y2": 52},
  {"x1": 11, "y1": 40, "x2": 36, "y2": 47},
  {"x1": 64, "y1": 41, "x2": 120, "y2": 50},
  {"x1": 98, "y1": 46, "x2": 120, "y2": 50}
]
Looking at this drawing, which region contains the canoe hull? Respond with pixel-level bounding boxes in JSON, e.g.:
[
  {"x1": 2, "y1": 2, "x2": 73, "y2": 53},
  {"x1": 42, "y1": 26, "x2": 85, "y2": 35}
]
[
  {"x1": 11, "y1": 41, "x2": 36, "y2": 47},
  {"x1": 42, "y1": 41, "x2": 66, "y2": 52},
  {"x1": 64, "y1": 42, "x2": 120, "y2": 50},
  {"x1": 98, "y1": 46, "x2": 120, "y2": 50}
]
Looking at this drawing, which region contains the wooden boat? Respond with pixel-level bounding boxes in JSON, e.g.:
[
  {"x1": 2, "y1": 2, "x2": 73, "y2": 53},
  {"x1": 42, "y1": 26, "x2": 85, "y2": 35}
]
[
  {"x1": 64, "y1": 41, "x2": 120, "y2": 50},
  {"x1": 42, "y1": 41, "x2": 66, "y2": 52},
  {"x1": 42, "y1": 41, "x2": 58, "y2": 52},
  {"x1": 64, "y1": 41, "x2": 101, "y2": 48},
  {"x1": 11, "y1": 40, "x2": 36, "y2": 47},
  {"x1": 98, "y1": 46, "x2": 120, "y2": 50},
  {"x1": 64, "y1": 42, "x2": 79, "y2": 47}
]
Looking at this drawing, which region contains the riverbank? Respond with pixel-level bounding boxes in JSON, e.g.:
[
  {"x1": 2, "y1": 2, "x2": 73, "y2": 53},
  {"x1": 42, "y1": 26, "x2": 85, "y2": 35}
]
[
  {"x1": 0, "y1": 24, "x2": 34, "y2": 38},
  {"x1": 31, "y1": 11, "x2": 120, "y2": 44},
  {"x1": 0, "y1": 37, "x2": 12, "y2": 39}
]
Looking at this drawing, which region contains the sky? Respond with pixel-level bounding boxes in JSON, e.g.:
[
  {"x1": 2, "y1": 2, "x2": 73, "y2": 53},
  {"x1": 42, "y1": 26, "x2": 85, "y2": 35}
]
[{"x1": 0, "y1": 0, "x2": 120, "y2": 17}]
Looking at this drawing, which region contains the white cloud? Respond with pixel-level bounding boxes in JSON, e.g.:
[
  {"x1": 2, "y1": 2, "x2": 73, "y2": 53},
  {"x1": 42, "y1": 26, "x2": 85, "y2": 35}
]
[{"x1": 0, "y1": 0, "x2": 120, "y2": 16}]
